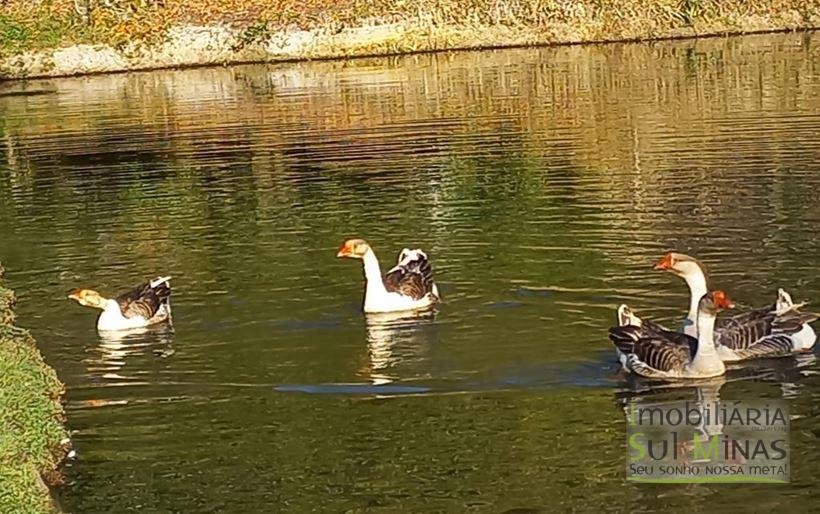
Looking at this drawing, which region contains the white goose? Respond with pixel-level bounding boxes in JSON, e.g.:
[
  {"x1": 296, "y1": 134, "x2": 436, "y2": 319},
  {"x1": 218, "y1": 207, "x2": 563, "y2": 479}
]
[
  {"x1": 68, "y1": 276, "x2": 172, "y2": 331},
  {"x1": 609, "y1": 291, "x2": 733, "y2": 379},
  {"x1": 654, "y1": 252, "x2": 817, "y2": 360},
  {"x1": 337, "y1": 238, "x2": 440, "y2": 313}
]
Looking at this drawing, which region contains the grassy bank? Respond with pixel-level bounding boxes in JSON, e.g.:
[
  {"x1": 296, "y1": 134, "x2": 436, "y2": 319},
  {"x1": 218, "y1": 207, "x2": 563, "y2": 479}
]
[
  {"x1": 1, "y1": 0, "x2": 819, "y2": 79},
  {"x1": 0, "y1": 263, "x2": 67, "y2": 513}
]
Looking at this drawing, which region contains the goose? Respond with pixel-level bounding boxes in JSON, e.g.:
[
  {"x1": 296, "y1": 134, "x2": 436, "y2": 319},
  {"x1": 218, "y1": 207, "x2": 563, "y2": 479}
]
[
  {"x1": 337, "y1": 238, "x2": 440, "y2": 313},
  {"x1": 654, "y1": 252, "x2": 817, "y2": 359},
  {"x1": 617, "y1": 298, "x2": 818, "y2": 363},
  {"x1": 609, "y1": 291, "x2": 734, "y2": 379},
  {"x1": 68, "y1": 276, "x2": 172, "y2": 331}
]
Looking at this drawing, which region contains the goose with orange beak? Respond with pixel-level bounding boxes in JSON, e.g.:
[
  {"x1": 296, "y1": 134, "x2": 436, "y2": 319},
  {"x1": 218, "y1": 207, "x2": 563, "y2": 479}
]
[
  {"x1": 609, "y1": 291, "x2": 733, "y2": 379},
  {"x1": 337, "y1": 238, "x2": 440, "y2": 313},
  {"x1": 68, "y1": 276, "x2": 172, "y2": 331},
  {"x1": 653, "y1": 252, "x2": 817, "y2": 360}
]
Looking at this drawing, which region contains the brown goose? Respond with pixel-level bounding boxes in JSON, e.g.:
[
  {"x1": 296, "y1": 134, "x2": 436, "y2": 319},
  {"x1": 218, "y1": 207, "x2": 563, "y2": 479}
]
[
  {"x1": 609, "y1": 291, "x2": 733, "y2": 379},
  {"x1": 336, "y1": 238, "x2": 439, "y2": 313},
  {"x1": 68, "y1": 276, "x2": 172, "y2": 331}
]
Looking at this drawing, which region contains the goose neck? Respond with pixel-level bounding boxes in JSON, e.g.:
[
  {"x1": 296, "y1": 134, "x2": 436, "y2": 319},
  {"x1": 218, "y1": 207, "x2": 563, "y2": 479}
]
[
  {"x1": 684, "y1": 272, "x2": 709, "y2": 335},
  {"x1": 362, "y1": 249, "x2": 387, "y2": 295}
]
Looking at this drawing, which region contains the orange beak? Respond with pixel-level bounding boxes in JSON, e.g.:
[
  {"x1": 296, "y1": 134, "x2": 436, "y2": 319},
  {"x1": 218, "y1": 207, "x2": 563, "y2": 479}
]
[
  {"x1": 336, "y1": 243, "x2": 351, "y2": 258},
  {"x1": 67, "y1": 289, "x2": 81, "y2": 301},
  {"x1": 653, "y1": 253, "x2": 673, "y2": 271}
]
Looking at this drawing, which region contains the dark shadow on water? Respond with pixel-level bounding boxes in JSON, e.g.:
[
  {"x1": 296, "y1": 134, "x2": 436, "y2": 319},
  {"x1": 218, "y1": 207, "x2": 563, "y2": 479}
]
[
  {"x1": 273, "y1": 348, "x2": 818, "y2": 398},
  {"x1": 274, "y1": 383, "x2": 433, "y2": 395}
]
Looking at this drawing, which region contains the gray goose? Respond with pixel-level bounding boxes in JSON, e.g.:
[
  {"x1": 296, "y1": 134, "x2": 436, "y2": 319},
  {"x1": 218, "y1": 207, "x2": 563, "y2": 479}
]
[
  {"x1": 609, "y1": 291, "x2": 733, "y2": 379},
  {"x1": 654, "y1": 252, "x2": 817, "y2": 360}
]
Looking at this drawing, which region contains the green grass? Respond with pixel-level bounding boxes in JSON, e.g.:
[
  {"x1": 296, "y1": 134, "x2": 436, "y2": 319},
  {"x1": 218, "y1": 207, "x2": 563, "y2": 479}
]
[
  {"x1": 0, "y1": 275, "x2": 67, "y2": 513},
  {"x1": 0, "y1": 17, "x2": 31, "y2": 55},
  {"x1": 0, "y1": 9, "x2": 96, "y2": 57}
]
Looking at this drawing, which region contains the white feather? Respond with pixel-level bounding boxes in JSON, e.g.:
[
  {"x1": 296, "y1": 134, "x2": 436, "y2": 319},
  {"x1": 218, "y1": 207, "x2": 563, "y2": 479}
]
[{"x1": 150, "y1": 276, "x2": 172, "y2": 288}]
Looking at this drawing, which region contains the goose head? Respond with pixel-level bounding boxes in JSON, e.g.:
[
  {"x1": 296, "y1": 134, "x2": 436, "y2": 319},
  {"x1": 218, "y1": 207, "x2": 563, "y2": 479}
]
[
  {"x1": 653, "y1": 252, "x2": 708, "y2": 281},
  {"x1": 67, "y1": 288, "x2": 107, "y2": 309},
  {"x1": 699, "y1": 290, "x2": 735, "y2": 315},
  {"x1": 336, "y1": 238, "x2": 372, "y2": 259}
]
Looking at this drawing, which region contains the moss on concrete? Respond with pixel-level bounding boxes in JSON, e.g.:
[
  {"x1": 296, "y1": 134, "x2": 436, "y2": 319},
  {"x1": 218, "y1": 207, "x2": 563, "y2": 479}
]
[
  {"x1": 0, "y1": 264, "x2": 68, "y2": 513},
  {"x1": 1, "y1": 0, "x2": 819, "y2": 79}
]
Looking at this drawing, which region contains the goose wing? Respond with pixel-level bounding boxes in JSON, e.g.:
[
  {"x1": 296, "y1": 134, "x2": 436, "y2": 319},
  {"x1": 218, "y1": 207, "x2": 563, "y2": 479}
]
[
  {"x1": 641, "y1": 319, "x2": 697, "y2": 352},
  {"x1": 772, "y1": 310, "x2": 818, "y2": 332},
  {"x1": 726, "y1": 334, "x2": 800, "y2": 360},
  {"x1": 715, "y1": 313, "x2": 776, "y2": 350},
  {"x1": 716, "y1": 303, "x2": 775, "y2": 332},
  {"x1": 616, "y1": 305, "x2": 694, "y2": 350},
  {"x1": 609, "y1": 325, "x2": 694, "y2": 373},
  {"x1": 383, "y1": 249, "x2": 437, "y2": 301},
  {"x1": 115, "y1": 276, "x2": 171, "y2": 319},
  {"x1": 716, "y1": 309, "x2": 816, "y2": 350}
]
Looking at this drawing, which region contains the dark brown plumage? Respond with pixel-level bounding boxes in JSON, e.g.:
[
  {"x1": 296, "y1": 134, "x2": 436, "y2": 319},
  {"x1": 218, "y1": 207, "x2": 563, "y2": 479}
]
[
  {"x1": 728, "y1": 334, "x2": 800, "y2": 360},
  {"x1": 640, "y1": 319, "x2": 699, "y2": 355},
  {"x1": 716, "y1": 309, "x2": 817, "y2": 350},
  {"x1": 115, "y1": 279, "x2": 171, "y2": 319},
  {"x1": 383, "y1": 250, "x2": 437, "y2": 301},
  {"x1": 609, "y1": 324, "x2": 695, "y2": 373},
  {"x1": 610, "y1": 291, "x2": 735, "y2": 378}
]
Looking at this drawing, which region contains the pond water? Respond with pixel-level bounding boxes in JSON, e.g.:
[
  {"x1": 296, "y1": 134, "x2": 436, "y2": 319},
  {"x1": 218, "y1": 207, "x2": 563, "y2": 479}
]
[{"x1": 1, "y1": 31, "x2": 820, "y2": 511}]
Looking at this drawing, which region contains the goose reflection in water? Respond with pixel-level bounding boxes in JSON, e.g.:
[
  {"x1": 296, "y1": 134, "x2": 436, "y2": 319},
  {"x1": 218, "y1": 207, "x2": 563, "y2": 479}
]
[
  {"x1": 84, "y1": 325, "x2": 175, "y2": 383},
  {"x1": 615, "y1": 351, "x2": 817, "y2": 470},
  {"x1": 617, "y1": 378, "x2": 730, "y2": 468},
  {"x1": 725, "y1": 351, "x2": 818, "y2": 399},
  {"x1": 358, "y1": 310, "x2": 438, "y2": 385},
  {"x1": 615, "y1": 347, "x2": 817, "y2": 405}
]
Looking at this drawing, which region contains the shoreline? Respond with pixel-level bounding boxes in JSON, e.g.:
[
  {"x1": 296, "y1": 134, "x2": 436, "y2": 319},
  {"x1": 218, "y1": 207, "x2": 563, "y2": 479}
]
[
  {"x1": 1, "y1": 1, "x2": 819, "y2": 80},
  {"x1": 1, "y1": 26, "x2": 815, "y2": 83},
  {"x1": 0, "y1": 264, "x2": 68, "y2": 513}
]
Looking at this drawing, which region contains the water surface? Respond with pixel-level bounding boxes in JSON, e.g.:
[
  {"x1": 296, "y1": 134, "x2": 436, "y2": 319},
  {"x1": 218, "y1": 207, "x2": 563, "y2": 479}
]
[{"x1": 1, "y1": 31, "x2": 820, "y2": 511}]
